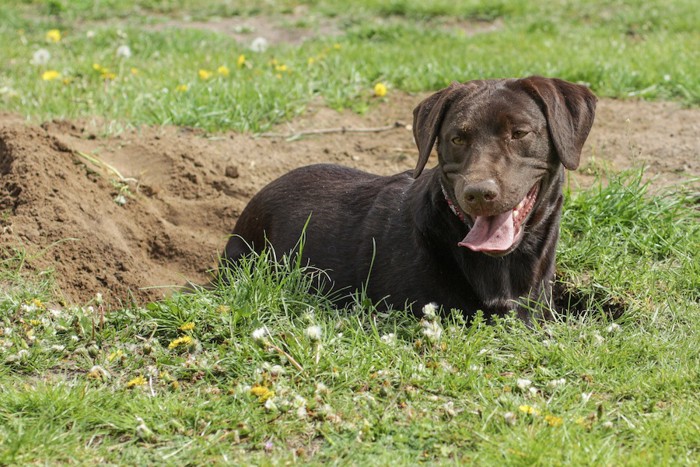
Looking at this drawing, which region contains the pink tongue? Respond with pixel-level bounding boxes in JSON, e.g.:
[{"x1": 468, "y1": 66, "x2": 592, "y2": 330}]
[{"x1": 459, "y1": 211, "x2": 516, "y2": 252}]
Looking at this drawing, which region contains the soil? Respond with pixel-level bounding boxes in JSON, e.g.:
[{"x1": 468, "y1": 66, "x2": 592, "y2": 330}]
[{"x1": 1, "y1": 95, "x2": 698, "y2": 305}]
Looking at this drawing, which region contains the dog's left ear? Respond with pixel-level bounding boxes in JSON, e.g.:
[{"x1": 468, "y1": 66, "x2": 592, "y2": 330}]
[
  {"x1": 412, "y1": 82, "x2": 465, "y2": 178},
  {"x1": 518, "y1": 76, "x2": 597, "y2": 170}
]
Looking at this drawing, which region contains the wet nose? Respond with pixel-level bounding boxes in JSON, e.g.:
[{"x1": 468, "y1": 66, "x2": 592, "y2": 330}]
[{"x1": 463, "y1": 179, "x2": 500, "y2": 207}]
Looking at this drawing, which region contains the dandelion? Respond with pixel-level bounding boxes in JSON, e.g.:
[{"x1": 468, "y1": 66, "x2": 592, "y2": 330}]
[
  {"x1": 250, "y1": 37, "x2": 268, "y2": 52},
  {"x1": 175, "y1": 84, "x2": 188, "y2": 92},
  {"x1": 305, "y1": 325, "x2": 322, "y2": 341},
  {"x1": 516, "y1": 378, "x2": 532, "y2": 390},
  {"x1": 250, "y1": 385, "x2": 275, "y2": 402},
  {"x1": 518, "y1": 405, "x2": 540, "y2": 416},
  {"x1": 126, "y1": 375, "x2": 147, "y2": 388},
  {"x1": 237, "y1": 54, "x2": 246, "y2": 68},
  {"x1": 274, "y1": 64, "x2": 288, "y2": 72},
  {"x1": 198, "y1": 69, "x2": 212, "y2": 80},
  {"x1": 116, "y1": 44, "x2": 132, "y2": 58},
  {"x1": 45, "y1": 29, "x2": 61, "y2": 43},
  {"x1": 252, "y1": 327, "x2": 269, "y2": 341},
  {"x1": 373, "y1": 82, "x2": 388, "y2": 97},
  {"x1": 130, "y1": 67, "x2": 139, "y2": 75},
  {"x1": 179, "y1": 322, "x2": 195, "y2": 331},
  {"x1": 545, "y1": 414, "x2": 563, "y2": 427},
  {"x1": 380, "y1": 333, "x2": 397, "y2": 345},
  {"x1": 168, "y1": 335, "x2": 193, "y2": 350},
  {"x1": 217, "y1": 65, "x2": 230, "y2": 77},
  {"x1": 31, "y1": 48, "x2": 51, "y2": 65}
]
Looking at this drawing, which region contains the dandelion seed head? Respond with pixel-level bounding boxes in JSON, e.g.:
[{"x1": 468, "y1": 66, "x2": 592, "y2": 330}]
[
  {"x1": 116, "y1": 45, "x2": 132, "y2": 59},
  {"x1": 250, "y1": 37, "x2": 268, "y2": 52},
  {"x1": 31, "y1": 48, "x2": 51, "y2": 66},
  {"x1": 305, "y1": 325, "x2": 322, "y2": 341}
]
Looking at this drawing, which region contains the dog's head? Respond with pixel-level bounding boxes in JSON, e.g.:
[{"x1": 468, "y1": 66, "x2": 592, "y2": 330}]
[{"x1": 412, "y1": 76, "x2": 597, "y2": 255}]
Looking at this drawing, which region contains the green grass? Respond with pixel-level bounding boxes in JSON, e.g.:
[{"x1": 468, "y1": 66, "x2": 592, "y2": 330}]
[
  {"x1": 1, "y1": 1, "x2": 699, "y2": 463},
  {"x1": 0, "y1": 0, "x2": 698, "y2": 131},
  {"x1": 1, "y1": 174, "x2": 699, "y2": 464}
]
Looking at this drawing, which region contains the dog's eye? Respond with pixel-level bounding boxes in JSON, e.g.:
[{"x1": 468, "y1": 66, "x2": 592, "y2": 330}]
[
  {"x1": 512, "y1": 130, "x2": 529, "y2": 139},
  {"x1": 451, "y1": 136, "x2": 465, "y2": 145}
]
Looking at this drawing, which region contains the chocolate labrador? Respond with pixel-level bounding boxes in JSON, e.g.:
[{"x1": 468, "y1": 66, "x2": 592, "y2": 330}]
[{"x1": 219, "y1": 76, "x2": 596, "y2": 321}]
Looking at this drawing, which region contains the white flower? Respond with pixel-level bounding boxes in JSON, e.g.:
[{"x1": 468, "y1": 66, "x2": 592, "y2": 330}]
[
  {"x1": 516, "y1": 378, "x2": 532, "y2": 390},
  {"x1": 503, "y1": 411, "x2": 517, "y2": 425},
  {"x1": 3, "y1": 327, "x2": 12, "y2": 336},
  {"x1": 606, "y1": 323, "x2": 621, "y2": 333},
  {"x1": 86, "y1": 30, "x2": 95, "y2": 39},
  {"x1": 296, "y1": 405, "x2": 307, "y2": 419},
  {"x1": 264, "y1": 398, "x2": 278, "y2": 411},
  {"x1": 422, "y1": 302, "x2": 438, "y2": 320},
  {"x1": 251, "y1": 327, "x2": 268, "y2": 341},
  {"x1": 305, "y1": 325, "x2": 322, "y2": 341},
  {"x1": 547, "y1": 378, "x2": 566, "y2": 389},
  {"x1": 528, "y1": 387, "x2": 538, "y2": 396},
  {"x1": 268, "y1": 365, "x2": 285, "y2": 376},
  {"x1": 250, "y1": 37, "x2": 268, "y2": 52},
  {"x1": 421, "y1": 320, "x2": 442, "y2": 342},
  {"x1": 51, "y1": 345, "x2": 65, "y2": 352},
  {"x1": 116, "y1": 45, "x2": 132, "y2": 58},
  {"x1": 30, "y1": 48, "x2": 51, "y2": 66},
  {"x1": 581, "y1": 392, "x2": 592, "y2": 403},
  {"x1": 380, "y1": 333, "x2": 396, "y2": 345}
]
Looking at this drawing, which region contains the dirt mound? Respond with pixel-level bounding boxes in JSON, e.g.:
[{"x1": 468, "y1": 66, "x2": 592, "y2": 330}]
[{"x1": 0, "y1": 96, "x2": 698, "y2": 304}]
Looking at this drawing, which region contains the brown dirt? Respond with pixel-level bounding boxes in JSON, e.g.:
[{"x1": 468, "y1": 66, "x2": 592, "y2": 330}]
[{"x1": 1, "y1": 95, "x2": 698, "y2": 305}]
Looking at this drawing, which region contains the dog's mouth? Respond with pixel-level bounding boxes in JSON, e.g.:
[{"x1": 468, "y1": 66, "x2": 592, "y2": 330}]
[{"x1": 458, "y1": 181, "x2": 540, "y2": 255}]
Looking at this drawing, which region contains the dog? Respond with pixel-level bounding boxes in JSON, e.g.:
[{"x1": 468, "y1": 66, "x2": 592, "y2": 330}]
[{"x1": 219, "y1": 76, "x2": 596, "y2": 321}]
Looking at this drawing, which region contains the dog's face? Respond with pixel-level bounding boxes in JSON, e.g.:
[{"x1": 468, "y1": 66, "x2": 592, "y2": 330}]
[{"x1": 412, "y1": 77, "x2": 597, "y2": 255}]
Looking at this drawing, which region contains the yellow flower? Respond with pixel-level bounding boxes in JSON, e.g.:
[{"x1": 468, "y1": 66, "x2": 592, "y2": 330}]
[
  {"x1": 274, "y1": 64, "x2": 288, "y2": 72},
  {"x1": 130, "y1": 67, "x2": 139, "y2": 75},
  {"x1": 307, "y1": 57, "x2": 315, "y2": 66},
  {"x1": 30, "y1": 298, "x2": 45, "y2": 309},
  {"x1": 237, "y1": 54, "x2": 246, "y2": 68},
  {"x1": 168, "y1": 335, "x2": 193, "y2": 349},
  {"x1": 46, "y1": 29, "x2": 61, "y2": 43},
  {"x1": 126, "y1": 375, "x2": 147, "y2": 388},
  {"x1": 101, "y1": 71, "x2": 116, "y2": 80},
  {"x1": 545, "y1": 415, "x2": 563, "y2": 427},
  {"x1": 175, "y1": 84, "x2": 188, "y2": 92},
  {"x1": 179, "y1": 322, "x2": 195, "y2": 331},
  {"x1": 217, "y1": 65, "x2": 230, "y2": 77},
  {"x1": 518, "y1": 405, "x2": 540, "y2": 416},
  {"x1": 333, "y1": 43, "x2": 341, "y2": 50},
  {"x1": 41, "y1": 70, "x2": 61, "y2": 81},
  {"x1": 373, "y1": 82, "x2": 388, "y2": 97},
  {"x1": 92, "y1": 63, "x2": 103, "y2": 72},
  {"x1": 29, "y1": 319, "x2": 42, "y2": 326},
  {"x1": 250, "y1": 385, "x2": 275, "y2": 402},
  {"x1": 216, "y1": 305, "x2": 230, "y2": 313},
  {"x1": 108, "y1": 349, "x2": 124, "y2": 362},
  {"x1": 198, "y1": 69, "x2": 212, "y2": 80}
]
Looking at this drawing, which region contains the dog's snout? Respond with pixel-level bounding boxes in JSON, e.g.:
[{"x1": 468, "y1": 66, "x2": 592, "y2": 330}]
[{"x1": 463, "y1": 179, "x2": 500, "y2": 206}]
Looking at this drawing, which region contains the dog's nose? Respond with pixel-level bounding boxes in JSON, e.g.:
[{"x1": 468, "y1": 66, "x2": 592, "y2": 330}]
[{"x1": 463, "y1": 180, "x2": 500, "y2": 206}]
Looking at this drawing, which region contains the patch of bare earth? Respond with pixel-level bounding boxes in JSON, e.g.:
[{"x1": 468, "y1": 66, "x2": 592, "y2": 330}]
[{"x1": 0, "y1": 96, "x2": 697, "y2": 305}]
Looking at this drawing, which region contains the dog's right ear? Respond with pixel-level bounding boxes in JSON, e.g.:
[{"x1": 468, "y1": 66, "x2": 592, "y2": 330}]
[{"x1": 412, "y1": 82, "x2": 464, "y2": 178}]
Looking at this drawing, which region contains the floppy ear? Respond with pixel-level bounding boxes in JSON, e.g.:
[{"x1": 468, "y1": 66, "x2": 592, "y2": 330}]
[
  {"x1": 518, "y1": 76, "x2": 597, "y2": 170},
  {"x1": 411, "y1": 82, "x2": 464, "y2": 178}
]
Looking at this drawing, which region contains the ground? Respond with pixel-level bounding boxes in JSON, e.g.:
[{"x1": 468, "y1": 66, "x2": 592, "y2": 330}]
[{"x1": 1, "y1": 96, "x2": 698, "y2": 304}]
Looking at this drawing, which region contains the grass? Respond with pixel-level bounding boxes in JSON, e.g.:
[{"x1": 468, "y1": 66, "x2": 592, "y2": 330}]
[
  {"x1": 1, "y1": 174, "x2": 699, "y2": 464},
  {"x1": 0, "y1": 0, "x2": 698, "y2": 131},
  {"x1": 1, "y1": 0, "x2": 699, "y2": 463}
]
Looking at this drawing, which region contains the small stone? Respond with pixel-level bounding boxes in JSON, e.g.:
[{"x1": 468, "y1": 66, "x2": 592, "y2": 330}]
[{"x1": 225, "y1": 165, "x2": 239, "y2": 178}]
